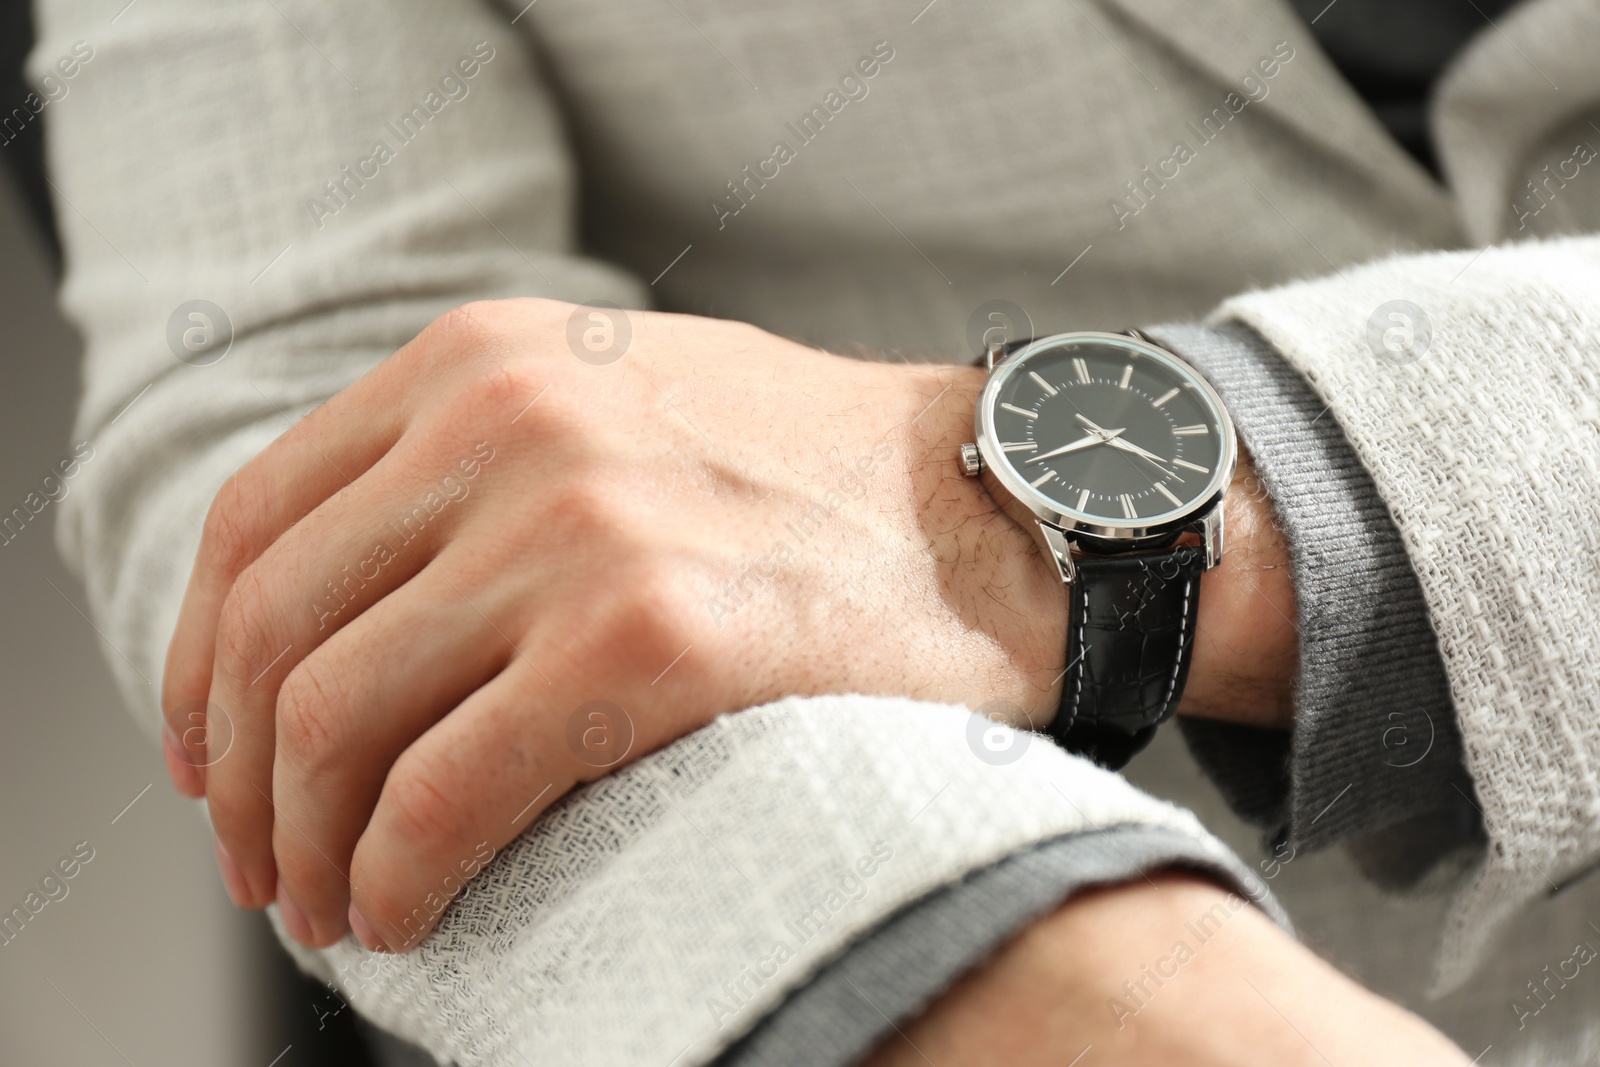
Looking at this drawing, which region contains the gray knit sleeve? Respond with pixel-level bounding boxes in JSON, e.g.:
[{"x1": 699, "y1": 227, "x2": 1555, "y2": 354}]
[
  {"x1": 1145, "y1": 321, "x2": 1483, "y2": 880},
  {"x1": 710, "y1": 825, "x2": 1278, "y2": 1067}
]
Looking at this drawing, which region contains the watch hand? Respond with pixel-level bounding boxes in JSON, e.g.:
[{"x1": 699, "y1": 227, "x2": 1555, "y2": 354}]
[
  {"x1": 1074, "y1": 413, "x2": 1121, "y2": 438},
  {"x1": 1027, "y1": 431, "x2": 1120, "y2": 463},
  {"x1": 1104, "y1": 436, "x2": 1171, "y2": 467}
]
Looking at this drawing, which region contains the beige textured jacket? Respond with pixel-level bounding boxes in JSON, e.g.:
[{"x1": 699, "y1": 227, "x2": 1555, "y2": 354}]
[{"x1": 32, "y1": 0, "x2": 1600, "y2": 1062}]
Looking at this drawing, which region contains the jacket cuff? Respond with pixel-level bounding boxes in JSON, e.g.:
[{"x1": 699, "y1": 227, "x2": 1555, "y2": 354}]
[{"x1": 1145, "y1": 321, "x2": 1482, "y2": 880}]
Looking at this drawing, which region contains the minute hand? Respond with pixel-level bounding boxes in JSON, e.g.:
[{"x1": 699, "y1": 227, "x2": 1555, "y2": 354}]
[
  {"x1": 1026, "y1": 429, "x2": 1123, "y2": 464},
  {"x1": 1104, "y1": 436, "x2": 1171, "y2": 467}
]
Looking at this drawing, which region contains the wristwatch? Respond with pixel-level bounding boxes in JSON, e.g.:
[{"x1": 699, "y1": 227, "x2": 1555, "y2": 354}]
[{"x1": 960, "y1": 331, "x2": 1237, "y2": 769}]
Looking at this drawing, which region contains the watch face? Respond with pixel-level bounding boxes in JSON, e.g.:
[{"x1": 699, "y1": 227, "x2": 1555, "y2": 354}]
[{"x1": 981, "y1": 334, "x2": 1232, "y2": 527}]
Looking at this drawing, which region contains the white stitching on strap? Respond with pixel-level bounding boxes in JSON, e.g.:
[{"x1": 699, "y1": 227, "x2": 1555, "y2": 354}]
[
  {"x1": 1062, "y1": 580, "x2": 1088, "y2": 731},
  {"x1": 1158, "y1": 571, "x2": 1195, "y2": 719}
]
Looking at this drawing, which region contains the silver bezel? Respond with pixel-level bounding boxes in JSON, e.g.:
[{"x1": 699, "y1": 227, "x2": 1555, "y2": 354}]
[{"x1": 974, "y1": 331, "x2": 1238, "y2": 546}]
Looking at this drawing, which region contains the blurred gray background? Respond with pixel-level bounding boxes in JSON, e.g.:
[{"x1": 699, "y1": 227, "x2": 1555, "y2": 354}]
[
  {"x1": 0, "y1": 162, "x2": 383, "y2": 1066},
  {"x1": 0, "y1": 162, "x2": 259, "y2": 1063}
]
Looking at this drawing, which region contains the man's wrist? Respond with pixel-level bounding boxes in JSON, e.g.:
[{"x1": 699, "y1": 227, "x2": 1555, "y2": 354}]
[
  {"x1": 896, "y1": 361, "x2": 1298, "y2": 736},
  {"x1": 898, "y1": 362, "x2": 1068, "y2": 726},
  {"x1": 1182, "y1": 445, "x2": 1298, "y2": 731}
]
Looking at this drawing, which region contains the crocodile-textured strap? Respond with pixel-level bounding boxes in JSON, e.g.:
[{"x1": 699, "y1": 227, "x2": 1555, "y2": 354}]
[{"x1": 1052, "y1": 545, "x2": 1206, "y2": 769}]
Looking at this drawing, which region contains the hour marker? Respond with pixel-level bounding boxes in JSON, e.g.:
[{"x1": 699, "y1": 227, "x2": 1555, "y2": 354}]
[
  {"x1": 1172, "y1": 424, "x2": 1209, "y2": 435},
  {"x1": 1001, "y1": 403, "x2": 1039, "y2": 420},
  {"x1": 1076, "y1": 488, "x2": 1091, "y2": 511},
  {"x1": 1073, "y1": 358, "x2": 1091, "y2": 383},
  {"x1": 1173, "y1": 458, "x2": 1210, "y2": 473},
  {"x1": 1119, "y1": 494, "x2": 1137, "y2": 519},
  {"x1": 1031, "y1": 470, "x2": 1058, "y2": 488},
  {"x1": 1000, "y1": 441, "x2": 1037, "y2": 453},
  {"x1": 1028, "y1": 371, "x2": 1058, "y2": 396},
  {"x1": 1152, "y1": 388, "x2": 1179, "y2": 408},
  {"x1": 1118, "y1": 365, "x2": 1133, "y2": 389},
  {"x1": 1154, "y1": 482, "x2": 1183, "y2": 506}
]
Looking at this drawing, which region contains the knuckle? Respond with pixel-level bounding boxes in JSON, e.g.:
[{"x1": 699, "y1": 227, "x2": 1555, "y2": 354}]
[
  {"x1": 422, "y1": 298, "x2": 570, "y2": 366},
  {"x1": 502, "y1": 295, "x2": 568, "y2": 324},
  {"x1": 345, "y1": 848, "x2": 409, "y2": 938},
  {"x1": 619, "y1": 563, "x2": 694, "y2": 654},
  {"x1": 275, "y1": 660, "x2": 345, "y2": 771},
  {"x1": 214, "y1": 572, "x2": 277, "y2": 679},
  {"x1": 428, "y1": 300, "x2": 509, "y2": 351},
  {"x1": 351, "y1": 883, "x2": 407, "y2": 943},
  {"x1": 199, "y1": 481, "x2": 261, "y2": 578},
  {"x1": 272, "y1": 827, "x2": 340, "y2": 901},
  {"x1": 205, "y1": 784, "x2": 270, "y2": 859},
  {"x1": 204, "y1": 790, "x2": 248, "y2": 842},
  {"x1": 548, "y1": 477, "x2": 628, "y2": 541},
  {"x1": 573, "y1": 556, "x2": 697, "y2": 676},
  {"x1": 382, "y1": 753, "x2": 470, "y2": 853},
  {"x1": 467, "y1": 361, "x2": 551, "y2": 422}
]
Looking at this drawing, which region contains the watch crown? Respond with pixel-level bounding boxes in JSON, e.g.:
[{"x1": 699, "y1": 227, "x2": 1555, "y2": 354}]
[{"x1": 959, "y1": 442, "x2": 984, "y2": 476}]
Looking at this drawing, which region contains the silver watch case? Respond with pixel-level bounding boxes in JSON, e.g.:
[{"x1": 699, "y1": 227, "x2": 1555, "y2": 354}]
[{"x1": 970, "y1": 330, "x2": 1237, "y2": 583}]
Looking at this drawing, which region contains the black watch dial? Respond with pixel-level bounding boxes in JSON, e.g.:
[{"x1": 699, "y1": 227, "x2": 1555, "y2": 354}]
[{"x1": 986, "y1": 335, "x2": 1229, "y2": 525}]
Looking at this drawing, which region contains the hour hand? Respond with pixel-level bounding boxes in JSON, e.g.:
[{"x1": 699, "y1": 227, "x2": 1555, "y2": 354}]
[
  {"x1": 1074, "y1": 413, "x2": 1119, "y2": 438},
  {"x1": 1027, "y1": 431, "x2": 1118, "y2": 463}
]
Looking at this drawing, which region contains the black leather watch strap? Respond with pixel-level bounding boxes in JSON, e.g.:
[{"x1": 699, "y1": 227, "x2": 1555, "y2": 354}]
[{"x1": 1051, "y1": 544, "x2": 1206, "y2": 769}]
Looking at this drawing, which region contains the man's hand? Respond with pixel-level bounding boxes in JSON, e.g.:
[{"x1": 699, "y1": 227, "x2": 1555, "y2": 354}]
[
  {"x1": 858, "y1": 873, "x2": 1469, "y2": 1067},
  {"x1": 159, "y1": 298, "x2": 1299, "y2": 951},
  {"x1": 161, "y1": 299, "x2": 1072, "y2": 950}
]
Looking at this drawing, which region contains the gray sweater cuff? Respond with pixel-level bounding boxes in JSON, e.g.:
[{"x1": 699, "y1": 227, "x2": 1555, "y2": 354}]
[
  {"x1": 361, "y1": 825, "x2": 1279, "y2": 1067},
  {"x1": 712, "y1": 824, "x2": 1281, "y2": 1067},
  {"x1": 1144, "y1": 321, "x2": 1482, "y2": 874}
]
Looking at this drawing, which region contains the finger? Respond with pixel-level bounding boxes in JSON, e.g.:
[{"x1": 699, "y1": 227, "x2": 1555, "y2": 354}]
[
  {"x1": 348, "y1": 659, "x2": 590, "y2": 952},
  {"x1": 204, "y1": 443, "x2": 466, "y2": 908},
  {"x1": 163, "y1": 383, "x2": 410, "y2": 795},
  {"x1": 269, "y1": 563, "x2": 513, "y2": 947}
]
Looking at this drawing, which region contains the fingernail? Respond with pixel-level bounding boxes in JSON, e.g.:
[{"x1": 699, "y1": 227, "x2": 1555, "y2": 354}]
[
  {"x1": 213, "y1": 837, "x2": 250, "y2": 907},
  {"x1": 348, "y1": 902, "x2": 388, "y2": 952},
  {"x1": 277, "y1": 882, "x2": 314, "y2": 946},
  {"x1": 163, "y1": 722, "x2": 204, "y2": 797}
]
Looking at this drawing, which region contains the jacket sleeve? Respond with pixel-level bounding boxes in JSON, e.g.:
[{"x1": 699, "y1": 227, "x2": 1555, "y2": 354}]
[
  {"x1": 1205, "y1": 234, "x2": 1600, "y2": 993},
  {"x1": 37, "y1": 0, "x2": 648, "y2": 738},
  {"x1": 1148, "y1": 321, "x2": 1483, "y2": 889}
]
